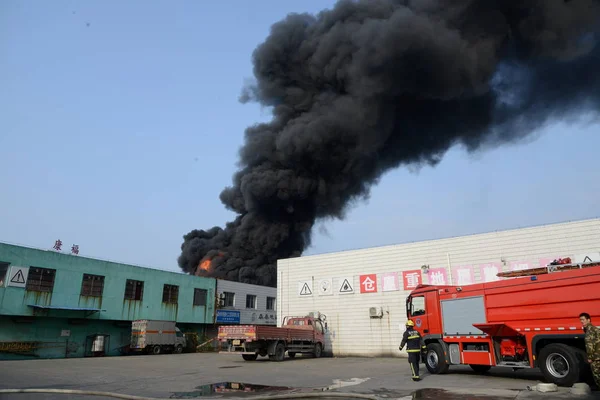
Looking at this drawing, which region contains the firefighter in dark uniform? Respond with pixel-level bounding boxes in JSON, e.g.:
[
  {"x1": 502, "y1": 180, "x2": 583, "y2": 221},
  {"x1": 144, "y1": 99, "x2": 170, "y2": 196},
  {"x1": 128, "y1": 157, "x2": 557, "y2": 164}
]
[{"x1": 399, "y1": 319, "x2": 427, "y2": 381}]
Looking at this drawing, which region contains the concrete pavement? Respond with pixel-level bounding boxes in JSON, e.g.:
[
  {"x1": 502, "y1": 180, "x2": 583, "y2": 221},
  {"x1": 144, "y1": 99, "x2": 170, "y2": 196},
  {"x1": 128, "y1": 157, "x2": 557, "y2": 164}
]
[{"x1": 0, "y1": 353, "x2": 597, "y2": 399}]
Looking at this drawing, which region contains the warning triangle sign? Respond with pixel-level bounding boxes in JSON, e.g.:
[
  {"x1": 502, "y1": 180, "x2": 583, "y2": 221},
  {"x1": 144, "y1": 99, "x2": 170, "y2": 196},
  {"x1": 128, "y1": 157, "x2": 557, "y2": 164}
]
[
  {"x1": 10, "y1": 269, "x2": 26, "y2": 284},
  {"x1": 339, "y1": 279, "x2": 353, "y2": 293},
  {"x1": 300, "y1": 282, "x2": 312, "y2": 295}
]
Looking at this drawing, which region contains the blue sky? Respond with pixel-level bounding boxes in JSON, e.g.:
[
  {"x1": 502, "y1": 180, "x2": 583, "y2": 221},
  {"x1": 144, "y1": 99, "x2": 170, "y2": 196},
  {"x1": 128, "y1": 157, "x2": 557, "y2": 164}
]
[{"x1": 1, "y1": 1, "x2": 598, "y2": 273}]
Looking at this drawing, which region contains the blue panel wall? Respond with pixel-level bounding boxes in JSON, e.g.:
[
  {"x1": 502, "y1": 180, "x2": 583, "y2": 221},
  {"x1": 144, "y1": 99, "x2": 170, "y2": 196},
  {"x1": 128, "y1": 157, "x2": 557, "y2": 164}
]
[{"x1": 0, "y1": 243, "x2": 216, "y2": 324}]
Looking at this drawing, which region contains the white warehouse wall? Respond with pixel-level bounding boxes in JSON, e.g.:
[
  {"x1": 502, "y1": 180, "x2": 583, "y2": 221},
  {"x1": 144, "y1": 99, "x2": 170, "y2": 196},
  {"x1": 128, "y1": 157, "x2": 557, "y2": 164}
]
[
  {"x1": 276, "y1": 218, "x2": 600, "y2": 358},
  {"x1": 216, "y1": 279, "x2": 277, "y2": 325}
]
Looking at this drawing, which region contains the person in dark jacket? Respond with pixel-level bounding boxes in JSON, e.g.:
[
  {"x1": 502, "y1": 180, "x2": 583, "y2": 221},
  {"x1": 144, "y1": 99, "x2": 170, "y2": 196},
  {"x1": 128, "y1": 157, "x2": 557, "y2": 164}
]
[{"x1": 399, "y1": 319, "x2": 427, "y2": 381}]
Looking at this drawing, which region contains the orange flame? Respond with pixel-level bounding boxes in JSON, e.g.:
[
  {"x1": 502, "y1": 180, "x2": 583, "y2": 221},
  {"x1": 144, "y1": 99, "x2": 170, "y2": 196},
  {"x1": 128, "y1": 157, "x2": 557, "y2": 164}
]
[
  {"x1": 195, "y1": 252, "x2": 225, "y2": 276},
  {"x1": 199, "y1": 259, "x2": 211, "y2": 271}
]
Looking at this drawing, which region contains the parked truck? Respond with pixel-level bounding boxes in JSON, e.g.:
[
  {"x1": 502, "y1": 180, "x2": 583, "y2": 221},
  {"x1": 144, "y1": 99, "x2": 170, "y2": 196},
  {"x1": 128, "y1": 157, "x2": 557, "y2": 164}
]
[
  {"x1": 406, "y1": 261, "x2": 600, "y2": 386},
  {"x1": 130, "y1": 319, "x2": 187, "y2": 355},
  {"x1": 218, "y1": 313, "x2": 327, "y2": 361}
]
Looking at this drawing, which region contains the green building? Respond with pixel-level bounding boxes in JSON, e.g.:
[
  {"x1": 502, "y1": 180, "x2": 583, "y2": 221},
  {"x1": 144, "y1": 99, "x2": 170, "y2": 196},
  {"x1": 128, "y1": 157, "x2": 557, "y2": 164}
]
[{"x1": 0, "y1": 242, "x2": 216, "y2": 360}]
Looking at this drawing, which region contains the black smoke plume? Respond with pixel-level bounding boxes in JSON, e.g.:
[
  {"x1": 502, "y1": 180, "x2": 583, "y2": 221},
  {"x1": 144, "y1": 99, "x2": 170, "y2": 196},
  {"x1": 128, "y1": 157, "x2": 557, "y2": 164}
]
[{"x1": 178, "y1": 0, "x2": 600, "y2": 287}]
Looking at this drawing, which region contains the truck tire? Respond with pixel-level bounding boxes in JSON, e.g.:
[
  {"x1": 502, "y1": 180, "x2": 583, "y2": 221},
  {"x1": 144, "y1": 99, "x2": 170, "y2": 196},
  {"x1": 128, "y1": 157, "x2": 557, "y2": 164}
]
[
  {"x1": 242, "y1": 354, "x2": 258, "y2": 361},
  {"x1": 152, "y1": 345, "x2": 161, "y2": 355},
  {"x1": 269, "y1": 343, "x2": 285, "y2": 362},
  {"x1": 538, "y1": 343, "x2": 581, "y2": 387},
  {"x1": 314, "y1": 343, "x2": 322, "y2": 358},
  {"x1": 470, "y1": 364, "x2": 491, "y2": 374},
  {"x1": 425, "y1": 343, "x2": 449, "y2": 374},
  {"x1": 174, "y1": 345, "x2": 183, "y2": 354}
]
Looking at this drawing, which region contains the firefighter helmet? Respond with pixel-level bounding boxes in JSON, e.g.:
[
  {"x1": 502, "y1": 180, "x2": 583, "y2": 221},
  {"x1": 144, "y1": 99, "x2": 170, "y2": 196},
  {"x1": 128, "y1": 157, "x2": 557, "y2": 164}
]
[{"x1": 405, "y1": 320, "x2": 415, "y2": 327}]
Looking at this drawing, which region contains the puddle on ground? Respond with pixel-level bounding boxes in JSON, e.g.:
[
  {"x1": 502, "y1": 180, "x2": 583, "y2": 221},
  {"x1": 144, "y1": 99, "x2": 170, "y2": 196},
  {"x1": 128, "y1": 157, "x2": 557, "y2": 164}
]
[
  {"x1": 173, "y1": 382, "x2": 524, "y2": 400},
  {"x1": 372, "y1": 388, "x2": 519, "y2": 400},
  {"x1": 411, "y1": 389, "x2": 515, "y2": 399},
  {"x1": 170, "y1": 382, "x2": 298, "y2": 398}
]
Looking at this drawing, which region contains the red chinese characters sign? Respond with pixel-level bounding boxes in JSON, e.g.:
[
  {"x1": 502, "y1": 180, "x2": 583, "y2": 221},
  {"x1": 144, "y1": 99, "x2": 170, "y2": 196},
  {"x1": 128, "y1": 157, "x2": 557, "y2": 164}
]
[
  {"x1": 452, "y1": 265, "x2": 475, "y2": 285},
  {"x1": 359, "y1": 274, "x2": 378, "y2": 293},
  {"x1": 510, "y1": 261, "x2": 533, "y2": 271},
  {"x1": 402, "y1": 270, "x2": 422, "y2": 290},
  {"x1": 427, "y1": 267, "x2": 448, "y2": 285},
  {"x1": 479, "y1": 262, "x2": 502, "y2": 282}
]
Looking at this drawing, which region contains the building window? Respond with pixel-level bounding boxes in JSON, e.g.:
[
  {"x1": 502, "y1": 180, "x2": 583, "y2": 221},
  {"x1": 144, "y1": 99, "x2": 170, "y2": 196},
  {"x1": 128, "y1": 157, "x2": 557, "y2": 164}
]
[
  {"x1": 26, "y1": 267, "x2": 56, "y2": 292},
  {"x1": 0, "y1": 262, "x2": 9, "y2": 286},
  {"x1": 193, "y1": 288, "x2": 207, "y2": 306},
  {"x1": 266, "y1": 296, "x2": 276, "y2": 310},
  {"x1": 80, "y1": 274, "x2": 105, "y2": 297},
  {"x1": 246, "y1": 294, "x2": 256, "y2": 309},
  {"x1": 124, "y1": 279, "x2": 144, "y2": 300},
  {"x1": 162, "y1": 284, "x2": 179, "y2": 304},
  {"x1": 223, "y1": 292, "x2": 235, "y2": 307}
]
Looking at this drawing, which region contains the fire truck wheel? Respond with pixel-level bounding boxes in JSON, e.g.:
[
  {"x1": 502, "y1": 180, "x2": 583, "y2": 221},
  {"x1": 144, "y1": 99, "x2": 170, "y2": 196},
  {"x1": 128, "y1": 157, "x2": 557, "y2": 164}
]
[
  {"x1": 538, "y1": 343, "x2": 580, "y2": 387},
  {"x1": 425, "y1": 343, "x2": 449, "y2": 374},
  {"x1": 242, "y1": 354, "x2": 258, "y2": 361},
  {"x1": 469, "y1": 364, "x2": 492, "y2": 374}
]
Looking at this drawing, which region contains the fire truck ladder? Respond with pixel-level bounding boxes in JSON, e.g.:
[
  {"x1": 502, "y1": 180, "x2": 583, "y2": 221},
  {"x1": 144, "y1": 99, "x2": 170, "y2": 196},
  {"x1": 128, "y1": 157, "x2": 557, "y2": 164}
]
[{"x1": 496, "y1": 261, "x2": 600, "y2": 278}]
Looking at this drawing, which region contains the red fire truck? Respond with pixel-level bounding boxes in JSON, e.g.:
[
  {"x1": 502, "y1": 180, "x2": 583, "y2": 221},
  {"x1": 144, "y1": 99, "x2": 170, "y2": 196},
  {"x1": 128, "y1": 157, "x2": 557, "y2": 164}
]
[{"x1": 406, "y1": 261, "x2": 600, "y2": 386}]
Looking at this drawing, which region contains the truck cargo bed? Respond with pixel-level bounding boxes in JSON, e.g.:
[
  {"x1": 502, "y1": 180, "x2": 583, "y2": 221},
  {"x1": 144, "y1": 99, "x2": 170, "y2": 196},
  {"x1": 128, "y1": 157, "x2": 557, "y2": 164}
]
[{"x1": 218, "y1": 325, "x2": 316, "y2": 341}]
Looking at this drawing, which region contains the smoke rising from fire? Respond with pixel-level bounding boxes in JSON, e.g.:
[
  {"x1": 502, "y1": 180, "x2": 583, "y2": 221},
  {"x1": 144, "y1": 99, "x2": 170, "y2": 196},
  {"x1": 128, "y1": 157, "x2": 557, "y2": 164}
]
[{"x1": 178, "y1": 0, "x2": 600, "y2": 287}]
